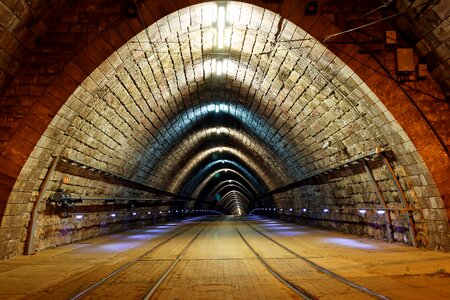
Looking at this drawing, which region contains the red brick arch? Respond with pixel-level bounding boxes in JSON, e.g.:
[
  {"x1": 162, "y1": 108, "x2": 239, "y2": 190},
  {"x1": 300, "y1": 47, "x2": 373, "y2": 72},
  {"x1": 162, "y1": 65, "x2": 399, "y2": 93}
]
[{"x1": 0, "y1": 0, "x2": 448, "y2": 224}]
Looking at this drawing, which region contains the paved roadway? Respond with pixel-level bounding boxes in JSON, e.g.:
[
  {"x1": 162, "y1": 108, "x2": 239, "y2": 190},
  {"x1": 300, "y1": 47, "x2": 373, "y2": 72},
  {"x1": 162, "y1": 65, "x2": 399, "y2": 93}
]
[{"x1": 0, "y1": 216, "x2": 449, "y2": 299}]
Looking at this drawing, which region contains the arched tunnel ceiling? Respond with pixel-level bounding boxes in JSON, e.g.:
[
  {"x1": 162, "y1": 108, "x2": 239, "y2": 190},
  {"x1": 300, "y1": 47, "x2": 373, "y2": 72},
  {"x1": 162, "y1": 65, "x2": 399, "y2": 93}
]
[
  {"x1": 10, "y1": 2, "x2": 448, "y2": 212},
  {"x1": 39, "y1": 4, "x2": 388, "y2": 181},
  {"x1": 0, "y1": 0, "x2": 449, "y2": 255}
]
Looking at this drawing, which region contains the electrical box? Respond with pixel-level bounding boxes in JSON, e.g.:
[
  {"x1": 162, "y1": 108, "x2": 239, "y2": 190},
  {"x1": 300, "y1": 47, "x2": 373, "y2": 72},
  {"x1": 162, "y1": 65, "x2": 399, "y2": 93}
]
[
  {"x1": 396, "y1": 48, "x2": 414, "y2": 72},
  {"x1": 386, "y1": 31, "x2": 397, "y2": 44},
  {"x1": 396, "y1": 48, "x2": 415, "y2": 81},
  {"x1": 417, "y1": 63, "x2": 428, "y2": 79}
]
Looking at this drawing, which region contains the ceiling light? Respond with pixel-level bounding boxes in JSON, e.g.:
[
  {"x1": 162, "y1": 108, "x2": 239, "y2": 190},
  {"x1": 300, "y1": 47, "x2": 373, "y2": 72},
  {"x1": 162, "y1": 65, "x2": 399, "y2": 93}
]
[
  {"x1": 212, "y1": 58, "x2": 216, "y2": 73},
  {"x1": 359, "y1": 209, "x2": 366, "y2": 214},
  {"x1": 217, "y1": 6, "x2": 225, "y2": 48},
  {"x1": 377, "y1": 210, "x2": 385, "y2": 214},
  {"x1": 75, "y1": 214, "x2": 83, "y2": 220},
  {"x1": 323, "y1": 209, "x2": 329, "y2": 213},
  {"x1": 303, "y1": 208, "x2": 307, "y2": 212},
  {"x1": 216, "y1": 60, "x2": 222, "y2": 75}
]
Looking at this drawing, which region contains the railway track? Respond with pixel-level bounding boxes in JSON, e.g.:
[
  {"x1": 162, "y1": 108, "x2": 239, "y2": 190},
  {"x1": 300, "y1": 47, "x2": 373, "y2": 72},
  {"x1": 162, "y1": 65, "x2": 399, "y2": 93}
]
[
  {"x1": 69, "y1": 218, "x2": 209, "y2": 300},
  {"x1": 239, "y1": 219, "x2": 390, "y2": 300},
  {"x1": 233, "y1": 221, "x2": 317, "y2": 299},
  {"x1": 140, "y1": 221, "x2": 209, "y2": 299},
  {"x1": 69, "y1": 216, "x2": 389, "y2": 299}
]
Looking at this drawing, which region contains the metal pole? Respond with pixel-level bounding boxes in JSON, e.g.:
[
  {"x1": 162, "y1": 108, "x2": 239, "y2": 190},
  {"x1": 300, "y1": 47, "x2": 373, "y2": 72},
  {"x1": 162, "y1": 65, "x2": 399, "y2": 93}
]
[
  {"x1": 381, "y1": 154, "x2": 417, "y2": 247},
  {"x1": 363, "y1": 160, "x2": 394, "y2": 242},
  {"x1": 25, "y1": 156, "x2": 60, "y2": 255}
]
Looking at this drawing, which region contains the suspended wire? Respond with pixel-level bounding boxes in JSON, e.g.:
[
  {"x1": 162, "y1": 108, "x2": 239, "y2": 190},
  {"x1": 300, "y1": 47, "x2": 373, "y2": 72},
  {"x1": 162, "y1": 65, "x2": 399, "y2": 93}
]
[
  {"x1": 322, "y1": 11, "x2": 404, "y2": 42},
  {"x1": 323, "y1": 0, "x2": 439, "y2": 42},
  {"x1": 360, "y1": 0, "x2": 394, "y2": 18}
]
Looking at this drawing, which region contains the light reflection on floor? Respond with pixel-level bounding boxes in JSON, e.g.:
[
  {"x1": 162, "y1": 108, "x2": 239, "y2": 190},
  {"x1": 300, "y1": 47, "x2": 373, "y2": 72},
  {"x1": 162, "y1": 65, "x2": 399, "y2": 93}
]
[
  {"x1": 319, "y1": 238, "x2": 378, "y2": 250},
  {"x1": 260, "y1": 224, "x2": 306, "y2": 236},
  {"x1": 79, "y1": 242, "x2": 143, "y2": 253},
  {"x1": 75, "y1": 217, "x2": 205, "y2": 253},
  {"x1": 152, "y1": 225, "x2": 175, "y2": 230},
  {"x1": 250, "y1": 215, "x2": 377, "y2": 248},
  {"x1": 126, "y1": 234, "x2": 160, "y2": 240}
]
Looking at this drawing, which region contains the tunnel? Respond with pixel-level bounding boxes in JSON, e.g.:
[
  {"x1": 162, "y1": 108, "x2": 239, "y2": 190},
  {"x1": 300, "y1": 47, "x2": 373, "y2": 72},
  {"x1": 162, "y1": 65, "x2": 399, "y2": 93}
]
[{"x1": 0, "y1": 0, "x2": 449, "y2": 298}]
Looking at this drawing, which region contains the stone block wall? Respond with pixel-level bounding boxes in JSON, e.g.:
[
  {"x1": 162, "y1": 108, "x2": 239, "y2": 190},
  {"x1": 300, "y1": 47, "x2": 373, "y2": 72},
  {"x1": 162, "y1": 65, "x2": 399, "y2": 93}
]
[{"x1": 0, "y1": 1, "x2": 448, "y2": 259}]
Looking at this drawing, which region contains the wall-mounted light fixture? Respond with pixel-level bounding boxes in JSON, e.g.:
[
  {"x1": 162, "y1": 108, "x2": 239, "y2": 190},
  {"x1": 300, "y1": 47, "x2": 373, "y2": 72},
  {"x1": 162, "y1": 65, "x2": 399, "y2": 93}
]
[
  {"x1": 125, "y1": 3, "x2": 138, "y2": 18},
  {"x1": 305, "y1": 1, "x2": 318, "y2": 15}
]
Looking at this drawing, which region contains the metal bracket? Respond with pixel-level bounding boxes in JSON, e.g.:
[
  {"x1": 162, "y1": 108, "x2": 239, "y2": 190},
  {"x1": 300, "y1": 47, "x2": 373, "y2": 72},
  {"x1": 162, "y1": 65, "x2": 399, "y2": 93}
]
[
  {"x1": 25, "y1": 156, "x2": 60, "y2": 255},
  {"x1": 49, "y1": 189, "x2": 74, "y2": 209},
  {"x1": 363, "y1": 160, "x2": 394, "y2": 242},
  {"x1": 381, "y1": 154, "x2": 417, "y2": 247}
]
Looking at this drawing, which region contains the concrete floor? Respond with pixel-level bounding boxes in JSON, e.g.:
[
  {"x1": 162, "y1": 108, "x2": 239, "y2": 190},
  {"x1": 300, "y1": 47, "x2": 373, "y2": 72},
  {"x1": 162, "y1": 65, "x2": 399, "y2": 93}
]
[{"x1": 0, "y1": 216, "x2": 449, "y2": 299}]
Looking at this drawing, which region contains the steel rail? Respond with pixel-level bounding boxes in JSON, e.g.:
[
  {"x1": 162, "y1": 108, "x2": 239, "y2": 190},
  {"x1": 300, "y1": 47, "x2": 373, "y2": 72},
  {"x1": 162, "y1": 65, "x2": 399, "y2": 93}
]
[
  {"x1": 141, "y1": 222, "x2": 210, "y2": 300},
  {"x1": 69, "y1": 219, "x2": 205, "y2": 300},
  {"x1": 232, "y1": 221, "x2": 317, "y2": 300},
  {"x1": 244, "y1": 220, "x2": 389, "y2": 300}
]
